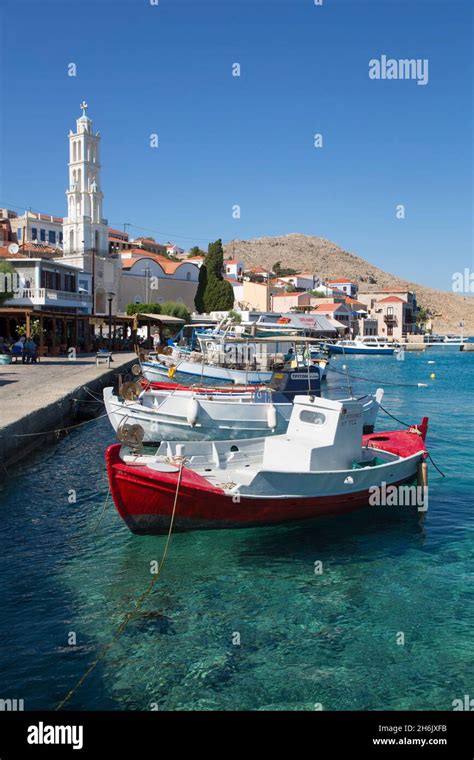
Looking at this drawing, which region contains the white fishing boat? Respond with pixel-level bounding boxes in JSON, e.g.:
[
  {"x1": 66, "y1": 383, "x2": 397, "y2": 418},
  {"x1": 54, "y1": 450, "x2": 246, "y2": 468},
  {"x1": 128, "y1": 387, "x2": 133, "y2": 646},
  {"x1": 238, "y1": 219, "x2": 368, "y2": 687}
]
[
  {"x1": 106, "y1": 395, "x2": 428, "y2": 534},
  {"x1": 141, "y1": 356, "x2": 273, "y2": 385},
  {"x1": 103, "y1": 386, "x2": 384, "y2": 442}
]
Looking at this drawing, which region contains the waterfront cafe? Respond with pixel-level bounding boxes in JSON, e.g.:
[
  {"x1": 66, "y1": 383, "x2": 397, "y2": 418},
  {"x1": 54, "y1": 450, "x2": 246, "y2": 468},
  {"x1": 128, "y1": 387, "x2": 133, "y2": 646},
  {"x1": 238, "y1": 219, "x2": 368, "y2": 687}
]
[{"x1": 0, "y1": 307, "x2": 187, "y2": 356}]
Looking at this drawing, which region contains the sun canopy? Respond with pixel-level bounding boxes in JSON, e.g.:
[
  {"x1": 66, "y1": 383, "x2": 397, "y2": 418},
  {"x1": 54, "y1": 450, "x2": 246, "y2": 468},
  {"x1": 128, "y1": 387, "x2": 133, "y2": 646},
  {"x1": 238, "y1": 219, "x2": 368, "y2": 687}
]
[{"x1": 129, "y1": 313, "x2": 186, "y2": 325}]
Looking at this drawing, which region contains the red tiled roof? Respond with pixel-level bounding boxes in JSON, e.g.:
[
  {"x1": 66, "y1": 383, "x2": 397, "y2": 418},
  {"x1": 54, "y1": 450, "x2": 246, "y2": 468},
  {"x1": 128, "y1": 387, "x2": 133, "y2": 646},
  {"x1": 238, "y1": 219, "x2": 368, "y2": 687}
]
[
  {"x1": 377, "y1": 296, "x2": 406, "y2": 303},
  {"x1": 0, "y1": 246, "x2": 28, "y2": 259},
  {"x1": 122, "y1": 253, "x2": 197, "y2": 275},
  {"x1": 327, "y1": 277, "x2": 356, "y2": 284},
  {"x1": 345, "y1": 296, "x2": 366, "y2": 307},
  {"x1": 313, "y1": 303, "x2": 345, "y2": 312},
  {"x1": 273, "y1": 292, "x2": 309, "y2": 298}
]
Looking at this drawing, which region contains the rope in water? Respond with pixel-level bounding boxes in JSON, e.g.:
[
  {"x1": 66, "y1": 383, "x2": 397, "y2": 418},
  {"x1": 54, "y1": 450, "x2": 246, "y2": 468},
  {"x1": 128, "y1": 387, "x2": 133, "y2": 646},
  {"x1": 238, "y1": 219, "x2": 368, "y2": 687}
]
[
  {"x1": 55, "y1": 458, "x2": 185, "y2": 711},
  {"x1": 378, "y1": 404, "x2": 446, "y2": 478},
  {"x1": 93, "y1": 487, "x2": 110, "y2": 532}
]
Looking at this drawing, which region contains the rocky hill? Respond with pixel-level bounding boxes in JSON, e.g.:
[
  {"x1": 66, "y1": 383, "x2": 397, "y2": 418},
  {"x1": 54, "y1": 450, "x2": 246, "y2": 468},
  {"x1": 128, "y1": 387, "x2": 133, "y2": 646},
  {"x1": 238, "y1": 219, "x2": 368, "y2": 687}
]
[{"x1": 224, "y1": 234, "x2": 474, "y2": 335}]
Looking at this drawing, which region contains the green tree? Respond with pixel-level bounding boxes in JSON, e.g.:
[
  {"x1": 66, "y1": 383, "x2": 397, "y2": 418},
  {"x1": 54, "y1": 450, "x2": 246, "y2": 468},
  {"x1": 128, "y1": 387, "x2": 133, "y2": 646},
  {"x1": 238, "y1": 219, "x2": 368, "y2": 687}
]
[
  {"x1": 416, "y1": 307, "x2": 430, "y2": 329},
  {"x1": 188, "y1": 246, "x2": 204, "y2": 258},
  {"x1": 194, "y1": 239, "x2": 234, "y2": 313},
  {"x1": 160, "y1": 301, "x2": 191, "y2": 323},
  {"x1": 0, "y1": 261, "x2": 16, "y2": 306},
  {"x1": 228, "y1": 309, "x2": 241, "y2": 324},
  {"x1": 125, "y1": 303, "x2": 162, "y2": 316}
]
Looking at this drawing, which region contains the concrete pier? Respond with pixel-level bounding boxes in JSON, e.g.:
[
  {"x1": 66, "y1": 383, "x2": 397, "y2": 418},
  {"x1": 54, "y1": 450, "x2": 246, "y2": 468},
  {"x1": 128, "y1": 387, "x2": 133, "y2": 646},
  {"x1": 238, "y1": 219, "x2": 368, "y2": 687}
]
[{"x1": 0, "y1": 353, "x2": 137, "y2": 468}]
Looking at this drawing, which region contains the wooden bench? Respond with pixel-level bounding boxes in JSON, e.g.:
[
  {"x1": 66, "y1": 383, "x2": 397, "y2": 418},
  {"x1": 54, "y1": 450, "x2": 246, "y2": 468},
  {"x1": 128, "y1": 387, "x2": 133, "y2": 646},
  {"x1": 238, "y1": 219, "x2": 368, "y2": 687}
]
[{"x1": 96, "y1": 351, "x2": 113, "y2": 368}]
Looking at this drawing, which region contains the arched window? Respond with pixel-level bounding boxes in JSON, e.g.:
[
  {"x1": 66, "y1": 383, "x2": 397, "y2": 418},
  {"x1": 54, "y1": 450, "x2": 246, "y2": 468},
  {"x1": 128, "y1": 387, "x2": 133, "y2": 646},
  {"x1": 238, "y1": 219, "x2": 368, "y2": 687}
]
[{"x1": 69, "y1": 229, "x2": 74, "y2": 251}]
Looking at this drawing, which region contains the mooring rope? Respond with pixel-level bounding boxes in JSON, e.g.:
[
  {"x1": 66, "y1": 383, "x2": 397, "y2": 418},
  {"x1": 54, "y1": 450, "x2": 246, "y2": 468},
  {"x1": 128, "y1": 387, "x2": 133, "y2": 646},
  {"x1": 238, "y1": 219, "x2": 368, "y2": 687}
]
[
  {"x1": 0, "y1": 410, "x2": 111, "y2": 438},
  {"x1": 93, "y1": 487, "x2": 111, "y2": 532},
  {"x1": 55, "y1": 457, "x2": 185, "y2": 711},
  {"x1": 378, "y1": 404, "x2": 447, "y2": 477},
  {"x1": 327, "y1": 366, "x2": 429, "y2": 388}
]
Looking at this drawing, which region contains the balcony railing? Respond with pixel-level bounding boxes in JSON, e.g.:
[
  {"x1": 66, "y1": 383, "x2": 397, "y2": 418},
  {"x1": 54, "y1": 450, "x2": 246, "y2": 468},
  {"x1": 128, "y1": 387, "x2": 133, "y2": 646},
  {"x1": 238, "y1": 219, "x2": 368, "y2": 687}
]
[
  {"x1": 384, "y1": 314, "x2": 398, "y2": 324},
  {"x1": 18, "y1": 288, "x2": 92, "y2": 303}
]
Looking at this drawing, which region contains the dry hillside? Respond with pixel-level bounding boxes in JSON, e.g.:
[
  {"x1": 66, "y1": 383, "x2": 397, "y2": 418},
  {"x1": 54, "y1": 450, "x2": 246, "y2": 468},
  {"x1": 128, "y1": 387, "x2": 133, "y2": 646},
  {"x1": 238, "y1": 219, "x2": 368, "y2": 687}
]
[{"x1": 224, "y1": 234, "x2": 474, "y2": 335}]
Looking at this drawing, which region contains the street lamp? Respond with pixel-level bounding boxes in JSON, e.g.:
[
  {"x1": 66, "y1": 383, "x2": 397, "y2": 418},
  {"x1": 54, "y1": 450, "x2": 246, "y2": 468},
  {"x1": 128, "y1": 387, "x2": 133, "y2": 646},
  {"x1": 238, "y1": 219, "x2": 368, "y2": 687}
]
[{"x1": 107, "y1": 291, "x2": 115, "y2": 350}]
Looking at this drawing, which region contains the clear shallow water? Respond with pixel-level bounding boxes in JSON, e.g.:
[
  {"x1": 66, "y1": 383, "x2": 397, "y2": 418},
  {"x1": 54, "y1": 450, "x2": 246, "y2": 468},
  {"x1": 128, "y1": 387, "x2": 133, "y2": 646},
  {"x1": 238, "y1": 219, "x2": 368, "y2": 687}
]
[{"x1": 0, "y1": 347, "x2": 472, "y2": 710}]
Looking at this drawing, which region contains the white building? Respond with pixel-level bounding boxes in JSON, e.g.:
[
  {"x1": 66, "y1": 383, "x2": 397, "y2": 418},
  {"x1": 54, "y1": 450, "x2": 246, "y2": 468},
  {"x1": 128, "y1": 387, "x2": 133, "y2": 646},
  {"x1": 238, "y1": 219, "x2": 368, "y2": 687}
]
[
  {"x1": 2, "y1": 257, "x2": 92, "y2": 314},
  {"x1": 166, "y1": 243, "x2": 185, "y2": 257},
  {"x1": 327, "y1": 278, "x2": 358, "y2": 298},
  {"x1": 11, "y1": 211, "x2": 64, "y2": 249},
  {"x1": 63, "y1": 101, "x2": 108, "y2": 256},
  {"x1": 58, "y1": 102, "x2": 120, "y2": 314},
  {"x1": 225, "y1": 259, "x2": 244, "y2": 279},
  {"x1": 118, "y1": 250, "x2": 199, "y2": 311},
  {"x1": 277, "y1": 272, "x2": 316, "y2": 290}
]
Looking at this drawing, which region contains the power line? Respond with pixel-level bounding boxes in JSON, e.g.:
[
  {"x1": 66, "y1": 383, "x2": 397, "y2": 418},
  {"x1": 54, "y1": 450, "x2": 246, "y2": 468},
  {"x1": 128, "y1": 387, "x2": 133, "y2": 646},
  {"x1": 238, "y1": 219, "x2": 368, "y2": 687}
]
[{"x1": 1, "y1": 200, "x2": 219, "y2": 246}]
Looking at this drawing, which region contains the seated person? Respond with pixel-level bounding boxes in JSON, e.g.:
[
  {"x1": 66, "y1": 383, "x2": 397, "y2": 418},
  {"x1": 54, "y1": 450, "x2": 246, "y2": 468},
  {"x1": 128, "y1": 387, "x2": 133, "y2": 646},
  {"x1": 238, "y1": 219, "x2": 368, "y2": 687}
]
[{"x1": 11, "y1": 337, "x2": 25, "y2": 362}]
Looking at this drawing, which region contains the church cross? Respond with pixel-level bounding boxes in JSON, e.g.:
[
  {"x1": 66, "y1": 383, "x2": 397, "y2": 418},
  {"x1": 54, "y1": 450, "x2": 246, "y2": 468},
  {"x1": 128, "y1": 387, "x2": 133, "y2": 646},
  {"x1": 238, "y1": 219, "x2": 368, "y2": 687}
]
[{"x1": 80, "y1": 101, "x2": 88, "y2": 116}]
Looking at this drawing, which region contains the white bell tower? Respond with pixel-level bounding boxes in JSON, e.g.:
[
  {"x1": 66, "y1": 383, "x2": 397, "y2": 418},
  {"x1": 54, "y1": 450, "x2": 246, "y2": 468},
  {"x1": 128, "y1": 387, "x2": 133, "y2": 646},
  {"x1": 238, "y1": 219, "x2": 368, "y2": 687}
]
[{"x1": 63, "y1": 102, "x2": 108, "y2": 256}]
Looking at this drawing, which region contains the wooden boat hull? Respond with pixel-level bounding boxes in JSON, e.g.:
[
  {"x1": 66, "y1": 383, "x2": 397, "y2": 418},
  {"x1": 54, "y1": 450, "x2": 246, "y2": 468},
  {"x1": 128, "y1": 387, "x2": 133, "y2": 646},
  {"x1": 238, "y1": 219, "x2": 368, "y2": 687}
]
[{"x1": 106, "y1": 426, "x2": 426, "y2": 534}]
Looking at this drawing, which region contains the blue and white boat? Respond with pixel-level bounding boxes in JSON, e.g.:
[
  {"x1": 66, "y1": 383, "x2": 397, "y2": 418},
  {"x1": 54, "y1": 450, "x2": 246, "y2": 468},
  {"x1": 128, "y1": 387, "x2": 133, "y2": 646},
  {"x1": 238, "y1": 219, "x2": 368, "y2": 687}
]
[
  {"x1": 323, "y1": 338, "x2": 399, "y2": 356},
  {"x1": 142, "y1": 357, "x2": 273, "y2": 385}
]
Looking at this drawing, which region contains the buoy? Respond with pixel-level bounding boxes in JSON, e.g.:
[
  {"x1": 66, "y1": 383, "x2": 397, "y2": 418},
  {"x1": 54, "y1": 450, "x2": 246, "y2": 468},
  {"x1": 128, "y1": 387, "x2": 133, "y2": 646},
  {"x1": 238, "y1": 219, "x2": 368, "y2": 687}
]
[
  {"x1": 186, "y1": 398, "x2": 199, "y2": 426},
  {"x1": 428, "y1": 361, "x2": 435, "y2": 364},
  {"x1": 430, "y1": 373, "x2": 436, "y2": 379},
  {"x1": 267, "y1": 404, "x2": 277, "y2": 430}
]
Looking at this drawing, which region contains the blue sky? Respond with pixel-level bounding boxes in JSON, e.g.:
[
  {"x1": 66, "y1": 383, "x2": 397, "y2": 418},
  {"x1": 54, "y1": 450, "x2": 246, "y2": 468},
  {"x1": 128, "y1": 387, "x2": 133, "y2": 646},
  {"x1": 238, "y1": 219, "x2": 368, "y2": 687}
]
[{"x1": 0, "y1": 0, "x2": 472, "y2": 290}]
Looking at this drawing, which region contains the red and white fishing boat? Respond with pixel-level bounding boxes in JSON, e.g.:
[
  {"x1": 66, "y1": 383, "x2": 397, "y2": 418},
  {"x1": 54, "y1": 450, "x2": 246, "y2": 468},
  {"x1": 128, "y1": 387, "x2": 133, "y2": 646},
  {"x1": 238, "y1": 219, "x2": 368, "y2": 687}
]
[{"x1": 106, "y1": 396, "x2": 428, "y2": 534}]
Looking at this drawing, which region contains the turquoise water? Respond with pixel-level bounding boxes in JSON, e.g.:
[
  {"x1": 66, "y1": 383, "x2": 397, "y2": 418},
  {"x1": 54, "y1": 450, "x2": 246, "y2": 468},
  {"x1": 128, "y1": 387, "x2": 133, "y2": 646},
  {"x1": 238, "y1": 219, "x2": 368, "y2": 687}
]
[{"x1": 0, "y1": 347, "x2": 473, "y2": 710}]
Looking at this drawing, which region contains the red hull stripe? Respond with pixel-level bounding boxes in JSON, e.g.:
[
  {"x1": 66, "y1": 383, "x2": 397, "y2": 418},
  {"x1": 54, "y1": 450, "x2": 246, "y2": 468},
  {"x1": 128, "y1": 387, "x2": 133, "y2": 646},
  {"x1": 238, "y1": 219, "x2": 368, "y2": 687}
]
[{"x1": 105, "y1": 444, "x2": 422, "y2": 534}]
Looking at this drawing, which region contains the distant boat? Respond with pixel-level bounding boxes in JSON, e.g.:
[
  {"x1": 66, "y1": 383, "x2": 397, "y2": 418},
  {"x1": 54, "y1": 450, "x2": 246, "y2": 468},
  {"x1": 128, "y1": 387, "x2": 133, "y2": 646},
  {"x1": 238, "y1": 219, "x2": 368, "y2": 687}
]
[
  {"x1": 106, "y1": 395, "x2": 428, "y2": 534},
  {"x1": 324, "y1": 338, "x2": 399, "y2": 355}
]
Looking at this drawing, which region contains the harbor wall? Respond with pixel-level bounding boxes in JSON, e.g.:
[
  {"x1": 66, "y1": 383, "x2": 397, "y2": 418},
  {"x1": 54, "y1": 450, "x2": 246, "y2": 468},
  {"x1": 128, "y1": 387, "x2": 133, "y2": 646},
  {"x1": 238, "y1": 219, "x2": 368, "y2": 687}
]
[{"x1": 0, "y1": 356, "x2": 136, "y2": 471}]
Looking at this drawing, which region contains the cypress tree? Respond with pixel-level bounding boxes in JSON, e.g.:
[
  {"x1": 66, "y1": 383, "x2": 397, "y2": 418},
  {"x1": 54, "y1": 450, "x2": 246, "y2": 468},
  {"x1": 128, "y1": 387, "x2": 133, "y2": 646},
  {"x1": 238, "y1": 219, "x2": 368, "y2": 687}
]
[{"x1": 194, "y1": 239, "x2": 234, "y2": 313}]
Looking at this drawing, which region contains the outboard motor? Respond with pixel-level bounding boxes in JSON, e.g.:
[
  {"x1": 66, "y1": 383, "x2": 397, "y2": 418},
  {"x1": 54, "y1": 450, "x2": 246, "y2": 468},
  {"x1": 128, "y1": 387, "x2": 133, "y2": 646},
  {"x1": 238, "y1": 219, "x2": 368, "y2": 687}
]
[{"x1": 268, "y1": 366, "x2": 321, "y2": 401}]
